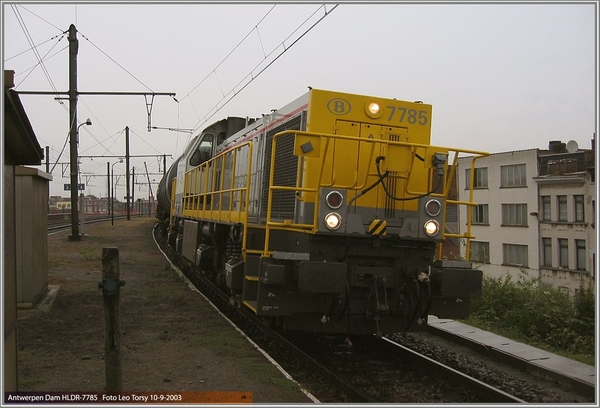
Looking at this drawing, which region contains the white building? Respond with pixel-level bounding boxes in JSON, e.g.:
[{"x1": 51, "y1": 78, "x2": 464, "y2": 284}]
[
  {"x1": 457, "y1": 140, "x2": 595, "y2": 295},
  {"x1": 534, "y1": 143, "x2": 596, "y2": 294}
]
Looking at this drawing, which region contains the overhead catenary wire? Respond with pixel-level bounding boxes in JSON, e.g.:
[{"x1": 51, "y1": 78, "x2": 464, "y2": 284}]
[
  {"x1": 180, "y1": 4, "x2": 277, "y2": 102},
  {"x1": 129, "y1": 128, "x2": 173, "y2": 156},
  {"x1": 13, "y1": 4, "x2": 66, "y2": 33},
  {"x1": 4, "y1": 34, "x2": 66, "y2": 63},
  {"x1": 77, "y1": 30, "x2": 155, "y2": 94},
  {"x1": 10, "y1": 5, "x2": 65, "y2": 98},
  {"x1": 50, "y1": 100, "x2": 81, "y2": 173},
  {"x1": 79, "y1": 127, "x2": 125, "y2": 157},
  {"x1": 13, "y1": 43, "x2": 69, "y2": 91},
  {"x1": 189, "y1": 4, "x2": 339, "y2": 134},
  {"x1": 77, "y1": 97, "x2": 120, "y2": 156}
]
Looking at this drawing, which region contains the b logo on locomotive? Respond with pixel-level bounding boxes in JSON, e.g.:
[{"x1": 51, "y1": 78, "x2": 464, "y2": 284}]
[{"x1": 326, "y1": 98, "x2": 351, "y2": 115}]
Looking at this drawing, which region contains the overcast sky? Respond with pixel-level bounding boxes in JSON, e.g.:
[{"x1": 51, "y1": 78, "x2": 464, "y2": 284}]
[{"x1": 2, "y1": 1, "x2": 597, "y2": 199}]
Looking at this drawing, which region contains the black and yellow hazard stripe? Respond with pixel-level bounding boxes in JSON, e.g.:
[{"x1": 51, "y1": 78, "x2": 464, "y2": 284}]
[{"x1": 368, "y1": 219, "x2": 387, "y2": 235}]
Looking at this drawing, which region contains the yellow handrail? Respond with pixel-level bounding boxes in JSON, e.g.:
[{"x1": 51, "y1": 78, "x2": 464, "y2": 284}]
[
  {"x1": 263, "y1": 130, "x2": 489, "y2": 258},
  {"x1": 180, "y1": 129, "x2": 489, "y2": 261},
  {"x1": 181, "y1": 141, "x2": 253, "y2": 259}
]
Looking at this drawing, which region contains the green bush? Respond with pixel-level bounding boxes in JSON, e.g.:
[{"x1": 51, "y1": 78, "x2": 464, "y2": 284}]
[{"x1": 469, "y1": 271, "x2": 595, "y2": 360}]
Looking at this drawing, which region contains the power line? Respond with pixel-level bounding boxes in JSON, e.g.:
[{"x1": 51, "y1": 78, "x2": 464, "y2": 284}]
[
  {"x1": 11, "y1": 5, "x2": 65, "y2": 95},
  {"x1": 181, "y1": 4, "x2": 277, "y2": 101},
  {"x1": 190, "y1": 4, "x2": 339, "y2": 133},
  {"x1": 77, "y1": 29, "x2": 156, "y2": 93},
  {"x1": 4, "y1": 33, "x2": 65, "y2": 63},
  {"x1": 15, "y1": 4, "x2": 66, "y2": 32}
]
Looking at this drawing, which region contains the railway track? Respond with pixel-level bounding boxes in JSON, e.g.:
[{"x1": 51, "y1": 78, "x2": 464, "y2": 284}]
[
  {"x1": 47, "y1": 214, "x2": 132, "y2": 233},
  {"x1": 378, "y1": 337, "x2": 525, "y2": 403},
  {"x1": 153, "y1": 223, "x2": 528, "y2": 403}
]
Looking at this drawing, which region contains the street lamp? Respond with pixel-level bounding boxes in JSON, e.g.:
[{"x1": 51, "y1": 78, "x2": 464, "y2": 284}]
[
  {"x1": 77, "y1": 118, "x2": 92, "y2": 144},
  {"x1": 69, "y1": 118, "x2": 92, "y2": 241},
  {"x1": 111, "y1": 159, "x2": 123, "y2": 226}
]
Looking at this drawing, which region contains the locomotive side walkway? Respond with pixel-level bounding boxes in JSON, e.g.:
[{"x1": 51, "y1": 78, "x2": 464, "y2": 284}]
[
  {"x1": 427, "y1": 317, "x2": 596, "y2": 398},
  {"x1": 16, "y1": 217, "x2": 316, "y2": 404}
]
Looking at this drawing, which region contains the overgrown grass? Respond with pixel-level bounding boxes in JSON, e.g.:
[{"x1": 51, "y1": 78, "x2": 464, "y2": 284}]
[{"x1": 463, "y1": 271, "x2": 595, "y2": 366}]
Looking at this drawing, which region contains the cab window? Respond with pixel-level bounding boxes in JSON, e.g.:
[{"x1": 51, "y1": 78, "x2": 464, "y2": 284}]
[
  {"x1": 217, "y1": 131, "x2": 227, "y2": 146},
  {"x1": 190, "y1": 134, "x2": 213, "y2": 167}
]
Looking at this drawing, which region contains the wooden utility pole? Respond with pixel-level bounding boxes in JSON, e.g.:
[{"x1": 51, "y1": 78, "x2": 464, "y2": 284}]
[
  {"x1": 99, "y1": 247, "x2": 125, "y2": 392},
  {"x1": 126, "y1": 126, "x2": 131, "y2": 220},
  {"x1": 131, "y1": 167, "x2": 135, "y2": 216},
  {"x1": 68, "y1": 24, "x2": 80, "y2": 241},
  {"x1": 107, "y1": 162, "x2": 110, "y2": 213},
  {"x1": 144, "y1": 162, "x2": 154, "y2": 217},
  {"x1": 45, "y1": 146, "x2": 50, "y2": 173}
]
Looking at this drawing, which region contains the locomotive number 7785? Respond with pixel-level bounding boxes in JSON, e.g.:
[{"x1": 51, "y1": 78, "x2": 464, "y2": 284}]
[{"x1": 386, "y1": 105, "x2": 429, "y2": 125}]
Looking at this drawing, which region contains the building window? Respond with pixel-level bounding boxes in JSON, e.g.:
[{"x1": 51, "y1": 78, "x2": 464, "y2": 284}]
[
  {"x1": 471, "y1": 204, "x2": 489, "y2": 224},
  {"x1": 500, "y1": 164, "x2": 526, "y2": 187},
  {"x1": 558, "y1": 238, "x2": 569, "y2": 268},
  {"x1": 542, "y1": 238, "x2": 552, "y2": 267},
  {"x1": 470, "y1": 241, "x2": 490, "y2": 264},
  {"x1": 548, "y1": 158, "x2": 577, "y2": 175},
  {"x1": 557, "y1": 195, "x2": 568, "y2": 221},
  {"x1": 574, "y1": 195, "x2": 584, "y2": 222},
  {"x1": 558, "y1": 286, "x2": 571, "y2": 294},
  {"x1": 465, "y1": 167, "x2": 488, "y2": 189},
  {"x1": 541, "y1": 196, "x2": 551, "y2": 221},
  {"x1": 576, "y1": 240, "x2": 586, "y2": 271},
  {"x1": 503, "y1": 244, "x2": 528, "y2": 267},
  {"x1": 501, "y1": 203, "x2": 528, "y2": 226}
]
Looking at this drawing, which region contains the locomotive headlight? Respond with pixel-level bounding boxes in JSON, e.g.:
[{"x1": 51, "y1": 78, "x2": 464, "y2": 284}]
[
  {"x1": 365, "y1": 100, "x2": 383, "y2": 118},
  {"x1": 324, "y1": 212, "x2": 342, "y2": 230},
  {"x1": 425, "y1": 199, "x2": 441, "y2": 216},
  {"x1": 424, "y1": 220, "x2": 440, "y2": 237},
  {"x1": 325, "y1": 190, "x2": 344, "y2": 209}
]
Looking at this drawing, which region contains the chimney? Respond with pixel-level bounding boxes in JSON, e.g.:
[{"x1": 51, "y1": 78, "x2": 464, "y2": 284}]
[{"x1": 548, "y1": 140, "x2": 566, "y2": 153}]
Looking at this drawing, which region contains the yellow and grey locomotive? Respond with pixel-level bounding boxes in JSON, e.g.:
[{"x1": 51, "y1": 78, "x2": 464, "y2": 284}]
[{"x1": 157, "y1": 88, "x2": 489, "y2": 336}]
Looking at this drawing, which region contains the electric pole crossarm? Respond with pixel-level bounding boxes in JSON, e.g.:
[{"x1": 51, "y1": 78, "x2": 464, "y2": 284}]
[
  {"x1": 15, "y1": 91, "x2": 176, "y2": 96},
  {"x1": 79, "y1": 155, "x2": 172, "y2": 158}
]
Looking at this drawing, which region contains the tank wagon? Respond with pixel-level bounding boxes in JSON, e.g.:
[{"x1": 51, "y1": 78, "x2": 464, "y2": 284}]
[{"x1": 157, "y1": 88, "x2": 489, "y2": 336}]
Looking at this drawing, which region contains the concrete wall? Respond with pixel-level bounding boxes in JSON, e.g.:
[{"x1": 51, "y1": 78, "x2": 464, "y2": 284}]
[
  {"x1": 15, "y1": 167, "x2": 52, "y2": 307},
  {"x1": 4, "y1": 163, "x2": 18, "y2": 391}
]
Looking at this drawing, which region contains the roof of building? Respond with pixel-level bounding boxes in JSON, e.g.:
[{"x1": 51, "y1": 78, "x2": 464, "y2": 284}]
[{"x1": 4, "y1": 70, "x2": 44, "y2": 165}]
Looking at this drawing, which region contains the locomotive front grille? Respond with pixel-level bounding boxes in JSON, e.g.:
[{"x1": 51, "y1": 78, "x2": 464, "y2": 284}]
[{"x1": 260, "y1": 117, "x2": 301, "y2": 219}]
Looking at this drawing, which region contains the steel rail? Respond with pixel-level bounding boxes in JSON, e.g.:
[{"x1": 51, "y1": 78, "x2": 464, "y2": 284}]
[{"x1": 380, "y1": 336, "x2": 526, "y2": 403}]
